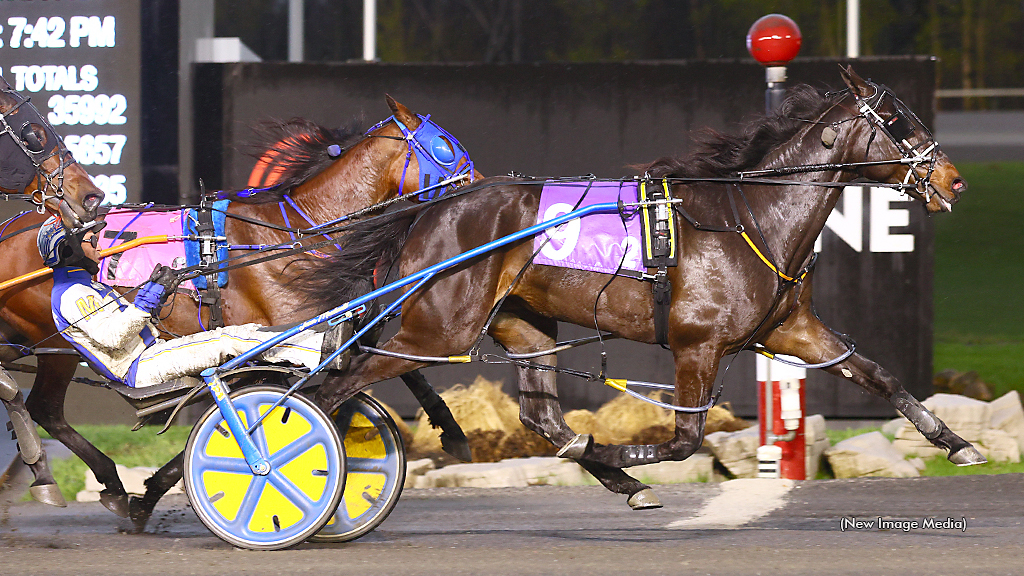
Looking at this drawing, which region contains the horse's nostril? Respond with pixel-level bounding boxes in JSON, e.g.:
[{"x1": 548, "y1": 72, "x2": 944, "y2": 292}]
[
  {"x1": 84, "y1": 194, "x2": 103, "y2": 209},
  {"x1": 951, "y1": 178, "x2": 967, "y2": 194}
]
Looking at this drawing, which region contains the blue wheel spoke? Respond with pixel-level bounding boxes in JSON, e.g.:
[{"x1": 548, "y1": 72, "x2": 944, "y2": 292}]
[
  {"x1": 267, "y1": 429, "x2": 333, "y2": 468},
  {"x1": 192, "y1": 454, "x2": 254, "y2": 475},
  {"x1": 328, "y1": 509, "x2": 361, "y2": 530},
  {"x1": 228, "y1": 474, "x2": 268, "y2": 532},
  {"x1": 266, "y1": 469, "x2": 321, "y2": 516}
]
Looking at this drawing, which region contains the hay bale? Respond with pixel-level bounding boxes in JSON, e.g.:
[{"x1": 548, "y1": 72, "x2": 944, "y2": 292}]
[
  {"x1": 705, "y1": 403, "x2": 750, "y2": 434},
  {"x1": 564, "y1": 409, "x2": 598, "y2": 436},
  {"x1": 410, "y1": 376, "x2": 525, "y2": 457},
  {"x1": 593, "y1": 391, "x2": 673, "y2": 445}
]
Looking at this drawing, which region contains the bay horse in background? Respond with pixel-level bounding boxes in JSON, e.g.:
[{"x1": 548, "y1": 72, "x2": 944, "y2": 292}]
[
  {"x1": 306, "y1": 66, "x2": 978, "y2": 508},
  {"x1": 0, "y1": 96, "x2": 478, "y2": 531},
  {"x1": 1, "y1": 76, "x2": 105, "y2": 508}
]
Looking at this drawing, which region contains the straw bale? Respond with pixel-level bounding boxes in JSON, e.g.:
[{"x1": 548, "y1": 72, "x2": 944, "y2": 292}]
[
  {"x1": 564, "y1": 409, "x2": 598, "y2": 436},
  {"x1": 593, "y1": 391, "x2": 674, "y2": 445},
  {"x1": 410, "y1": 376, "x2": 524, "y2": 456}
]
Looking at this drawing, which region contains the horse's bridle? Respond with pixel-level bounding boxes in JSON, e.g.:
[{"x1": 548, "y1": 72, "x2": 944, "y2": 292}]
[
  {"x1": 0, "y1": 87, "x2": 76, "y2": 215},
  {"x1": 365, "y1": 114, "x2": 476, "y2": 200},
  {"x1": 849, "y1": 81, "x2": 942, "y2": 202}
]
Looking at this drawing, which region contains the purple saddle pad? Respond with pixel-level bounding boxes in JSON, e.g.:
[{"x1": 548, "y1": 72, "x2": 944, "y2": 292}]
[{"x1": 533, "y1": 181, "x2": 643, "y2": 275}]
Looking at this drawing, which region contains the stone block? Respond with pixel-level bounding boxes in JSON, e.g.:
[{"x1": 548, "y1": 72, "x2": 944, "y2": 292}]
[
  {"x1": 824, "y1": 431, "x2": 919, "y2": 478},
  {"x1": 977, "y1": 429, "x2": 1020, "y2": 463},
  {"x1": 922, "y1": 393, "x2": 992, "y2": 442},
  {"x1": 84, "y1": 464, "x2": 182, "y2": 498},
  {"x1": 704, "y1": 426, "x2": 759, "y2": 479},
  {"x1": 631, "y1": 454, "x2": 713, "y2": 484},
  {"x1": 881, "y1": 417, "x2": 908, "y2": 437},
  {"x1": 989, "y1": 391, "x2": 1024, "y2": 455},
  {"x1": 805, "y1": 415, "x2": 830, "y2": 478},
  {"x1": 415, "y1": 457, "x2": 588, "y2": 488},
  {"x1": 404, "y1": 458, "x2": 436, "y2": 489}
]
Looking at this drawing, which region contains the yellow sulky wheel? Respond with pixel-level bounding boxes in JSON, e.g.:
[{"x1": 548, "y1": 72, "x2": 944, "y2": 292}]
[
  {"x1": 310, "y1": 392, "x2": 406, "y2": 543},
  {"x1": 183, "y1": 385, "x2": 346, "y2": 550}
]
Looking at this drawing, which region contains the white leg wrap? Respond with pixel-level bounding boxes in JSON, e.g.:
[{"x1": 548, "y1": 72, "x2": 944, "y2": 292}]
[{"x1": 0, "y1": 368, "x2": 18, "y2": 401}]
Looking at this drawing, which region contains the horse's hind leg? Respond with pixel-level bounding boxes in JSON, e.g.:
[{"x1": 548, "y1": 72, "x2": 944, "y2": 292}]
[
  {"x1": 25, "y1": 355, "x2": 132, "y2": 516},
  {"x1": 1, "y1": 367, "x2": 65, "y2": 506},
  {"x1": 489, "y1": 312, "x2": 656, "y2": 509},
  {"x1": 128, "y1": 451, "x2": 184, "y2": 533},
  {"x1": 400, "y1": 371, "x2": 471, "y2": 462},
  {"x1": 762, "y1": 300, "x2": 985, "y2": 466}
]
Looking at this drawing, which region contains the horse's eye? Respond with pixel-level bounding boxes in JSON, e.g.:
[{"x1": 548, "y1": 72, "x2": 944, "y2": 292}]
[
  {"x1": 20, "y1": 123, "x2": 46, "y2": 153},
  {"x1": 429, "y1": 135, "x2": 456, "y2": 165}
]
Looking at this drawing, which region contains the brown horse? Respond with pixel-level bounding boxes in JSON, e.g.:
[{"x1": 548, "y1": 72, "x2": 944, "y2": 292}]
[
  {"x1": 1, "y1": 76, "x2": 105, "y2": 507},
  {"x1": 0, "y1": 96, "x2": 477, "y2": 530},
  {"x1": 306, "y1": 66, "x2": 978, "y2": 508}
]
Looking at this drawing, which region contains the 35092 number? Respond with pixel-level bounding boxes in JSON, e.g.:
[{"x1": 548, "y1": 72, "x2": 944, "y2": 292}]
[{"x1": 47, "y1": 94, "x2": 126, "y2": 126}]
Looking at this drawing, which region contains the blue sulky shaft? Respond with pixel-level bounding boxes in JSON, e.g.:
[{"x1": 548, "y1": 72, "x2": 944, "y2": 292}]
[
  {"x1": 216, "y1": 200, "x2": 621, "y2": 376},
  {"x1": 201, "y1": 201, "x2": 621, "y2": 452}
]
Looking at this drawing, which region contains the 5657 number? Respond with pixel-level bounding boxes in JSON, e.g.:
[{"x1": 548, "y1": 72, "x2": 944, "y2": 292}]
[{"x1": 64, "y1": 134, "x2": 126, "y2": 166}]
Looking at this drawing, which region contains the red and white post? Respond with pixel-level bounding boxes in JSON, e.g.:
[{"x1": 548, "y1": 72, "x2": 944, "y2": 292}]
[{"x1": 756, "y1": 356, "x2": 806, "y2": 479}]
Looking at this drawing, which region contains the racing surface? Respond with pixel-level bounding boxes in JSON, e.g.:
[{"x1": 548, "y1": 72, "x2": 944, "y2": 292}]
[{"x1": 2, "y1": 474, "x2": 1023, "y2": 575}]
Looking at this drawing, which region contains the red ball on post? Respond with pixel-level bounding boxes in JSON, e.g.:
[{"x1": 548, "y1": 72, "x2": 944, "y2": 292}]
[{"x1": 746, "y1": 14, "x2": 802, "y2": 66}]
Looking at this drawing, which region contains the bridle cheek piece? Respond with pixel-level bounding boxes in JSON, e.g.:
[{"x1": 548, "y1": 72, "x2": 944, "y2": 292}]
[{"x1": 854, "y1": 83, "x2": 941, "y2": 202}]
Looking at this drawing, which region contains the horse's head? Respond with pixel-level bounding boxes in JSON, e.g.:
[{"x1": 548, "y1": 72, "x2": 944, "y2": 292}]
[
  {"x1": 839, "y1": 66, "x2": 966, "y2": 213},
  {"x1": 368, "y1": 95, "x2": 481, "y2": 201},
  {"x1": 0, "y1": 76, "x2": 104, "y2": 228}
]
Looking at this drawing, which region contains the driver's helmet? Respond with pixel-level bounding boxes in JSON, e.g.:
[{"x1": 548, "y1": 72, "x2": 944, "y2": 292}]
[{"x1": 37, "y1": 216, "x2": 69, "y2": 267}]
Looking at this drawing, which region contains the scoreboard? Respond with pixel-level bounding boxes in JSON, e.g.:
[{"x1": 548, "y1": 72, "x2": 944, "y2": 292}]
[{"x1": 1, "y1": 1, "x2": 141, "y2": 205}]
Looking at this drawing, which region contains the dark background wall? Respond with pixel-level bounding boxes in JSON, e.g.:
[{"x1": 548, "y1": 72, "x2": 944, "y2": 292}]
[{"x1": 193, "y1": 56, "x2": 936, "y2": 418}]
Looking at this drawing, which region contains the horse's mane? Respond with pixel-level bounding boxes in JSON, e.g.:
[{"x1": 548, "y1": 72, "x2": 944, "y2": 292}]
[
  {"x1": 643, "y1": 84, "x2": 838, "y2": 179},
  {"x1": 220, "y1": 118, "x2": 365, "y2": 204}
]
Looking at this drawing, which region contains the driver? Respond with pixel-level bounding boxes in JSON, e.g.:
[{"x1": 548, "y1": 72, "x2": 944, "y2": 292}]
[{"x1": 39, "y1": 217, "x2": 346, "y2": 388}]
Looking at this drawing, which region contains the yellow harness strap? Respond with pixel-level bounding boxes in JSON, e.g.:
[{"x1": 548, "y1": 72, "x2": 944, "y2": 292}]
[{"x1": 739, "y1": 230, "x2": 807, "y2": 283}]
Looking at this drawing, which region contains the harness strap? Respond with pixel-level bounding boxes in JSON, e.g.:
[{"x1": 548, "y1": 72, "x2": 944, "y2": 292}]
[
  {"x1": 738, "y1": 230, "x2": 807, "y2": 283},
  {"x1": 639, "y1": 179, "x2": 677, "y2": 346}
]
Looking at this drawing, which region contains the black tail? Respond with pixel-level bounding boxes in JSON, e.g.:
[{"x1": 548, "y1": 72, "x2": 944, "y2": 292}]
[{"x1": 300, "y1": 206, "x2": 422, "y2": 312}]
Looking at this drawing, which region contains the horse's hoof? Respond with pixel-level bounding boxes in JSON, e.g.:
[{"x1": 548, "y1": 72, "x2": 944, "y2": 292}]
[
  {"x1": 127, "y1": 496, "x2": 150, "y2": 534},
  {"x1": 948, "y1": 445, "x2": 987, "y2": 466},
  {"x1": 440, "y1": 432, "x2": 473, "y2": 462},
  {"x1": 99, "y1": 488, "x2": 131, "y2": 518},
  {"x1": 627, "y1": 488, "x2": 662, "y2": 510},
  {"x1": 28, "y1": 483, "x2": 67, "y2": 507},
  {"x1": 556, "y1": 433, "x2": 593, "y2": 459}
]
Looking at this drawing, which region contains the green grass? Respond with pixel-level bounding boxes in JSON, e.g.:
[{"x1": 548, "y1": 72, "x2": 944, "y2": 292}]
[
  {"x1": 932, "y1": 161, "x2": 1024, "y2": 395},
  {"x1": 37, "y1": 425, "x2": 191, "y2": 502},
  {"x1": 920, "y1": 455, "x2": 1024, "y2": 476}
]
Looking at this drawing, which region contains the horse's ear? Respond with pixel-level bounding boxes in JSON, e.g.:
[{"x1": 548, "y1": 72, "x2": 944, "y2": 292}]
[
  {"x1": 385, "y1": 94, "x2": 420, "y2": 128},
  {"x1": 839, "y1": 64, "x2": 872, "y2": 97}
]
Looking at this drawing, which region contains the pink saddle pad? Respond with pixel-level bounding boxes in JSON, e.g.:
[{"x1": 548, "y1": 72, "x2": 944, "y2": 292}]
[{"x1": 97, "y1": 209, "x2": 196, "y2": 291}]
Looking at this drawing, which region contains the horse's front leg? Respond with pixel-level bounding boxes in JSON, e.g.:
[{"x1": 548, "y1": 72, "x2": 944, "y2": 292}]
[
  {"x1": 25, "y1": 355, "x2": 132, "y2": 516},
  {"x1": 762, "y1": 302, "x2": 986, "y2": 466},
  {"x1": 1, "y1": 367, "x2": 65, "y2": 507},
  {"x1": 582, "y1": 341, "x2": 716, "y2": 471},
  {"x1": 489, "y1": 312, "x2": 657, "y2": 509}
]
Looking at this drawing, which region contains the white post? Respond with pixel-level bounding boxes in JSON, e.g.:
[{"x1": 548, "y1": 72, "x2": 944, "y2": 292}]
[
  {"x1": 289, "y1": 0, "x2": 304, "y2": 62},
  {"x1": 846, "y1": 0, "x2": 860, "y2": 58},
  {"x1": 363, "y1": 0, "x2": 377, "y2": 61}
]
